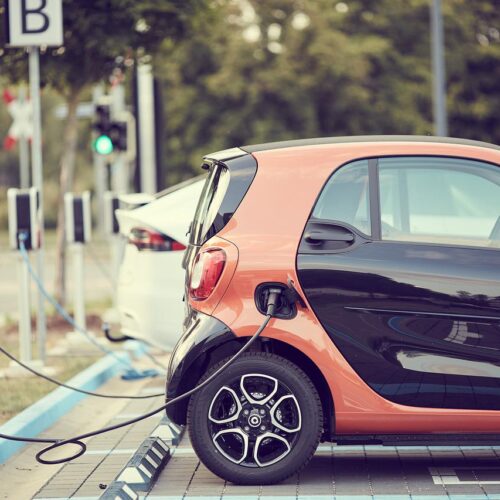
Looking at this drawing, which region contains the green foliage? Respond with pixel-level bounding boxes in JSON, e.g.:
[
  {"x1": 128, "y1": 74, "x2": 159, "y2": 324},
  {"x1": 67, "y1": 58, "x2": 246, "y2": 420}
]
[
  {"x1": 159, "y1": 0, "x2": 499, "y2": 184},
  {"x1": 0, "y1": 0, "x2": 498, "y2": 194},
  {"x1": 0, "y1": 0, "x2": 204, "y2": 94}
]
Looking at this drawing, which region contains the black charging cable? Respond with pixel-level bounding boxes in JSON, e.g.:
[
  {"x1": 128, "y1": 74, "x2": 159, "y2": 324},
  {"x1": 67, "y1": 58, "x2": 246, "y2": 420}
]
[
  {"x1": 0, "y1": 289, "x2": 282, "y2": 466},
  {"x1": 0, "y1": 346, "x2": 164, "y2": 400}
]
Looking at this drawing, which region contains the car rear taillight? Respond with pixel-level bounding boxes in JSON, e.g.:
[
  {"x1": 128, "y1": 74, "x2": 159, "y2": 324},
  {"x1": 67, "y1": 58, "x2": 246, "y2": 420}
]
[
  {"x1": 189, "y1": 248, "x2": 226, "y2": 300},
  {"x1": 128, "y1": 227, "x2": 186, "y2": 252}
]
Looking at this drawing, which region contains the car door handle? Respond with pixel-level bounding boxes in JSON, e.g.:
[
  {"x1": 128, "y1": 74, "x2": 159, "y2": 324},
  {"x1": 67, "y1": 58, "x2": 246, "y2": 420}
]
[{"x1": 304, "y1": 230, "x2": 355, "y2": 243}]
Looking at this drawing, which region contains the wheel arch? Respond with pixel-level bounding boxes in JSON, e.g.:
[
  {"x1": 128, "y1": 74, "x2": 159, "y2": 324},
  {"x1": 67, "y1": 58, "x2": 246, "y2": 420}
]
[{"x1": 171, "y1": 336, "x2": 335, "y2": 440}]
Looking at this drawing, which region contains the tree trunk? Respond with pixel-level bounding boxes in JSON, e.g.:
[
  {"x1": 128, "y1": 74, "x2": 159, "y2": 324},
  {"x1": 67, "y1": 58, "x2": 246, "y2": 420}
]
[{"x1": 54, "y1": 88, "x2": 81, "y2": 305}]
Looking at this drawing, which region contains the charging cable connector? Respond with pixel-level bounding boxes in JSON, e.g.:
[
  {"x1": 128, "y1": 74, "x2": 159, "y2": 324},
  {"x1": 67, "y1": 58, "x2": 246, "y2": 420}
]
[
  {"x1": 265, "y1": 288, "x2": 283, "y2": 317},
  {"x1": 0, "y1": 287, "x2": 284, "y2": 466}
]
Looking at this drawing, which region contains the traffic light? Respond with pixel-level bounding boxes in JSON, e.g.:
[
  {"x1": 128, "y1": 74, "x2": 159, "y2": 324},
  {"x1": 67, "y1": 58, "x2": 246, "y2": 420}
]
[
  {"x1": 92, "y1": 104, "x2": 113, "y2": 155},
  {"x1": 108, "y1": 121, "x2": 128, "y2": 152},
  {"x1": 92, "y1": 103, "x2": 128, "y2": 155}
]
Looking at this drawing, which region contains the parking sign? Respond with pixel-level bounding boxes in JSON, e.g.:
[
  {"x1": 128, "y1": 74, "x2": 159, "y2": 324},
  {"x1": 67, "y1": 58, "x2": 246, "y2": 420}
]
[{"x1": 4, "y1": 0, "x2": 63, "y2": 47}]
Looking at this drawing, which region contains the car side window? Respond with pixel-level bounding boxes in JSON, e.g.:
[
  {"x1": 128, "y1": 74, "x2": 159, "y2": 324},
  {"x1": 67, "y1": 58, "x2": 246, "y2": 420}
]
[
  {"x1": 312, "y1": 160, "x2": 371, "y2": 236},
  {"x1": 378, "y1": 156, "x2": 500, "y2": 248}
]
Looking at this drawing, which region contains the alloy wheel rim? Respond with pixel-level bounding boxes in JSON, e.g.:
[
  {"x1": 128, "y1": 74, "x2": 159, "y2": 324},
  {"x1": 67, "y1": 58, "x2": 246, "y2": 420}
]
[{"x1": 207, "y1": 373, "x2": 302, "y2": 467}]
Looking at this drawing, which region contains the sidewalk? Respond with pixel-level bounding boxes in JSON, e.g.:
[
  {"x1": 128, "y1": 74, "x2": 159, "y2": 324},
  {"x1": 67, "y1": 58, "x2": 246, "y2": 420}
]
[{"x1": 0, "y1": 368, "x2": 165, "y2": 499}]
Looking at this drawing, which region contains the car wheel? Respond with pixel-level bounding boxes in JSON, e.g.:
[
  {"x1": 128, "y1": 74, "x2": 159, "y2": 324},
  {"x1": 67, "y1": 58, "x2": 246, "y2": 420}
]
[{"x1": 187, "y1": 352, "x2": 323, "y2": 485}]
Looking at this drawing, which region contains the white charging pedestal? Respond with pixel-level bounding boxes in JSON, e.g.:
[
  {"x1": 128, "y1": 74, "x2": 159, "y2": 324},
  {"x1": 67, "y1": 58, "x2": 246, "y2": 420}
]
[
  {"x1": 62, "y1": 192, "x2": 105, "y2": 354},
  {"x1": 2, "y1": 188, "x2": 50, "y2": 378}
]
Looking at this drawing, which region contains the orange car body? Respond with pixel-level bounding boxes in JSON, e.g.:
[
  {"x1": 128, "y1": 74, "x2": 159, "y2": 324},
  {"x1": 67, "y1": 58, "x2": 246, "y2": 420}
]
[{"x1": 188, "y1": 140, "x2": 500, "y2": 435}]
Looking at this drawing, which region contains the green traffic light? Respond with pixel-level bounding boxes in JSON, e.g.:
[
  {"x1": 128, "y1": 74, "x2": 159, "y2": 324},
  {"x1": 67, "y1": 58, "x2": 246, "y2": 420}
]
[{"x1": 94, "y1": 135, "x2": 114, "y2": 155}]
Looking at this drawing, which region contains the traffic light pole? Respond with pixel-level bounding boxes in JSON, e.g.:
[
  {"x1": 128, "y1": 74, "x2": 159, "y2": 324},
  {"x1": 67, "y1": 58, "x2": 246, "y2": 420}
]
[
  {"x1": 110, "y1": 83, "x2": 128, "y2": 194},
  {"x1": 92, "y1": 85, "x2": 107, "y2": 235}
]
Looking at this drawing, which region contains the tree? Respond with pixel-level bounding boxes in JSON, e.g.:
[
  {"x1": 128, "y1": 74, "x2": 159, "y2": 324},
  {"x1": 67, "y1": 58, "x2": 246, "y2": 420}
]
[
  {"x1": 157, "y1": 0, "x2": 499, "y2": 185},
  {"x1": 0, "y1": 0, "x2": 209, "y2": 303}
]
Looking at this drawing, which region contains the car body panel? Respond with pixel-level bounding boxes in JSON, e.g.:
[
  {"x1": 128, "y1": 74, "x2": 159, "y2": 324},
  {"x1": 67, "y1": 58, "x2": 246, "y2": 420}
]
[{"x1": 186, "y1": 140, "x2": 500, "y2": 434}]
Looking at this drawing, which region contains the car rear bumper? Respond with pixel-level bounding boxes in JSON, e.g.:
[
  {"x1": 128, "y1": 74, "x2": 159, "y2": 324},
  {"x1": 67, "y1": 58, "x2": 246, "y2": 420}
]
[{"x1": 165, "y1": 309, "x2": 235, "y2": 425}]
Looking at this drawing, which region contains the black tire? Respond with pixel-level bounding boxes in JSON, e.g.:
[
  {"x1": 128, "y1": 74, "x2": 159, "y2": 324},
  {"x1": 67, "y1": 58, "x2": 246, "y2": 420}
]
[{"x1": 187, "y1": 352, "x2": 323, "y2": 485}]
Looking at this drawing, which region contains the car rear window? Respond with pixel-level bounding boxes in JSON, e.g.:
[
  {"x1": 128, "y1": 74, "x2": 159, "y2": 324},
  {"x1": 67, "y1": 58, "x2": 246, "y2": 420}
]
[
  {"x1": 191, "y1": 165, "x2": 230, "y2": 245},
  {"x1": 189, "y1": 154, "x2": 258, "y2": 246}
]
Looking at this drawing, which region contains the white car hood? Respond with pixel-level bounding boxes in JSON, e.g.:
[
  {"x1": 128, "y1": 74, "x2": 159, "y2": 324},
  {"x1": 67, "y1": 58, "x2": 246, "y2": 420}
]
[{"x1": 116, "y1": 178, "x2": 204, "y2": 245}]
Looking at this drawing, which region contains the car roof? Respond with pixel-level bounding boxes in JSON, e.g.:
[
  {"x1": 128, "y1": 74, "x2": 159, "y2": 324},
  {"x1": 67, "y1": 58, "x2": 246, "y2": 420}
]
[{"x1": 240, "y1": 135, "x2": 500, "y2": 154}]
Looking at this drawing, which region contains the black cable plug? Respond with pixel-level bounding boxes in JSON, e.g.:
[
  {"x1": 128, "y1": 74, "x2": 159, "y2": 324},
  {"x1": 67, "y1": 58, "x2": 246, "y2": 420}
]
[{"x1": 265, "y1": 287, "x2": 283, "y2": 316}]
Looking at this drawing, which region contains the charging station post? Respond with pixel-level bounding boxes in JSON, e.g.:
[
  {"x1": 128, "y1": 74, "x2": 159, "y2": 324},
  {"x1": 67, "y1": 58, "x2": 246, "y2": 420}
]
[
  {"x1": 6, "y1": 188, "x2": 40, "y2": 374},
  {"x1": 103, "y1": 191, "x2": 121, "y2": 319},
  {"x1": 64, "y1": 192, "x2": 93, "y2": 344}
]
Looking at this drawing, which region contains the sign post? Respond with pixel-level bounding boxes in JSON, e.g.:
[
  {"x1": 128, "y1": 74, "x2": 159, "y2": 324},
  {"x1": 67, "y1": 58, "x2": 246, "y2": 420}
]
[
  {"x1": 29, "y1": 45, "x2": 47, "y2": 363},
  {"x1": 5, "y1": 0, "x2": 64, "y2": 364}
]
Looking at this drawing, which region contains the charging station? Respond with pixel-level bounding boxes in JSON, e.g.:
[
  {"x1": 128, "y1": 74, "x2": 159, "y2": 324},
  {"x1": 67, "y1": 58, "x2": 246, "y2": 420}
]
[
  {"x1": 104, "y1": 191, "x2": 120, "y2": 236},
  {"x1": 6, "y1": 188, "x2": 40, "y2": 373},
  {"x1": 8, "y1": 187, "x2": 40, "y2": 251},
  {"x1": 65, "y1": 191, "x2": 92, "y2": 244},
  {"x1": 64, "y1": 192, "x2": 92, "y2": 342}
]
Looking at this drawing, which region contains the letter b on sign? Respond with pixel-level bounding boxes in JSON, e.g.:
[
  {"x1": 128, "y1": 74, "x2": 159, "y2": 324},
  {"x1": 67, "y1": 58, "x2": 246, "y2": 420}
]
[{"x1": 5, "y1": 0, "x2": 63, "y2": 47}]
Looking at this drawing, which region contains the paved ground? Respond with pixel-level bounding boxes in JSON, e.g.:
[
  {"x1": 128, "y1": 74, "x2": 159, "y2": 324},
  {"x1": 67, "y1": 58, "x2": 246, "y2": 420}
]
[
  {"x1": 148, "y1": 436, "x2": 500, "y2": 500},
  {"x1": 0, "y1": 361, "x2": 166, "y2": 499},
  {"x1": 2, "y1": 366, "x2": 500, "y2": 499}
]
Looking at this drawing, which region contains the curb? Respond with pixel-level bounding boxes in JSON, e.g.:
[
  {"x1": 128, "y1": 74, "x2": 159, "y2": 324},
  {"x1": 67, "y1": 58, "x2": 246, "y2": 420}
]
[
  {"x1": 101, "y1": 418, "x2": 184, "y2": 497},
  {"x1": 99, "y1": 481, "x2": 138, "y2": 500},
  {"x1": 0, "y1": 343, "x2": 143, "y2": 464},
  {"x1": 150, "y1": 415, "x2": 184, "y2": 446},
  {"x1": 113, "y1": 437, "x2": 170, "y2": 493}
]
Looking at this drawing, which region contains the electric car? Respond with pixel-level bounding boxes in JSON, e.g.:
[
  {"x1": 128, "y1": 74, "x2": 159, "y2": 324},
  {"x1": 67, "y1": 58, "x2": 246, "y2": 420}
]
[
  {"x1": 166, "y1": 136, "x2": 500, "y2": 485},
  {"x1": 115, "y1": 177, "x2": 204, "y2": 350}
]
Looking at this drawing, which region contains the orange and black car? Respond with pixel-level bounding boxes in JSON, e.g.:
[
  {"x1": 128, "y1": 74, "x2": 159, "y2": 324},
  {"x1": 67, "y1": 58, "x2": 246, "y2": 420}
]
[{"x1": 165, "y1": 136, "x2": 500, "y2": 484}]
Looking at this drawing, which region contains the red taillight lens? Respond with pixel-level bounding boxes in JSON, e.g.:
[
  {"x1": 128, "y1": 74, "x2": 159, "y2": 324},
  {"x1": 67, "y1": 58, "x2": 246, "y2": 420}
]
[
  {"x1": 189, "y1": 248, "x2": 226, "y2": 300},
  {"x1": 128, "y1": 227, "x2": 186, "y2": 252}
]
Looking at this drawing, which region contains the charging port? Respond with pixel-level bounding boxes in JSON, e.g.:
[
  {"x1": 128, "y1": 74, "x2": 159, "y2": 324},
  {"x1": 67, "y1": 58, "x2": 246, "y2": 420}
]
[{"x1": 255, "y1": 282, "x2": 297, "y2": 319}]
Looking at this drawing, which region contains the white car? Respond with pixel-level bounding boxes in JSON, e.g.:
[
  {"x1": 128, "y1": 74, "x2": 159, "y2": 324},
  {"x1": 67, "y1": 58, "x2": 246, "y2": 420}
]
[{"x1": 115, "y1": 177, "x2": 204, "y2": 350}]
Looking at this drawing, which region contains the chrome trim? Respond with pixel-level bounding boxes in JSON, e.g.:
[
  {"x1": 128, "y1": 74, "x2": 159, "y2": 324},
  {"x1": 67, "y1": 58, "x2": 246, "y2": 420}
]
[
  {"x1": 208, "y1": 386, "x2": 242, "y2": 424},
  {"x1": 270, "y1": 394, "x2": 302, "y2": 433},
  {"x1": 240, "y1": 373, "x2": 278, "y2": 406},
  {"x1": 212, "y1": 427, "x2": 249, "y2": 465},
  {"x1": 253, "y1": 432, "x2": 291, "y2": 467}
]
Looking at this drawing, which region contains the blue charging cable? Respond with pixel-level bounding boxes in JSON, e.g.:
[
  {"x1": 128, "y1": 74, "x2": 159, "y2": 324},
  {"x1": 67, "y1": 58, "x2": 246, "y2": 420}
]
[{"x1": 17, "y1": 232, "x2": 161, "y2": 379}]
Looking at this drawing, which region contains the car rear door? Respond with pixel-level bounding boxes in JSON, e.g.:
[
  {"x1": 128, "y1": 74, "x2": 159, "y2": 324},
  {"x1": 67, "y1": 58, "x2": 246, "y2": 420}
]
[{"x1": 297, "y1": 155, "x2": 500, "y2": 411}]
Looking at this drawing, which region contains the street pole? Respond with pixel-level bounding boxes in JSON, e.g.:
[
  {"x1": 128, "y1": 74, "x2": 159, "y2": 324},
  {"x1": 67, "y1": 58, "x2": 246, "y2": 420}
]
[
  {"x1": 29, "y1": 46, "x2": 47, "y2": 364},
  {"x1": 110, "y1": 83, "x2": 128, "y2": 194},
  {"x1": 430, "y1": 0, "x2": 448, "y2": 136},
  {"x1": 18, "y1": 85, "x2": 30, "y2": 189},
  {"x1": 136, "y1": 63, "x2": 157, "y2": 194}
]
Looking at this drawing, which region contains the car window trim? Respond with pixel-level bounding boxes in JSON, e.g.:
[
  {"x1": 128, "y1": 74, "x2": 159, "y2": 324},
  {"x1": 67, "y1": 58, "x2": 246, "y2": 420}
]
[
  {"x1": 368, "y1": 158, "x2": 381, "y2": 240},
  {"x1": 374, "y1": 154, "x2": 500, "y2": 251}
]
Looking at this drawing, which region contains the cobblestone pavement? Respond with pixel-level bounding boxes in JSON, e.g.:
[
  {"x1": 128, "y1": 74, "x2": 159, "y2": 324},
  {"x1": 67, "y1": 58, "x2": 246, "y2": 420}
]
[
  {"x1": 32, "y1": 381, "x2": 165, "y2": 500},
  {"x1": 148, "y1": 435, "x2": 500, "y2": 500}
]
